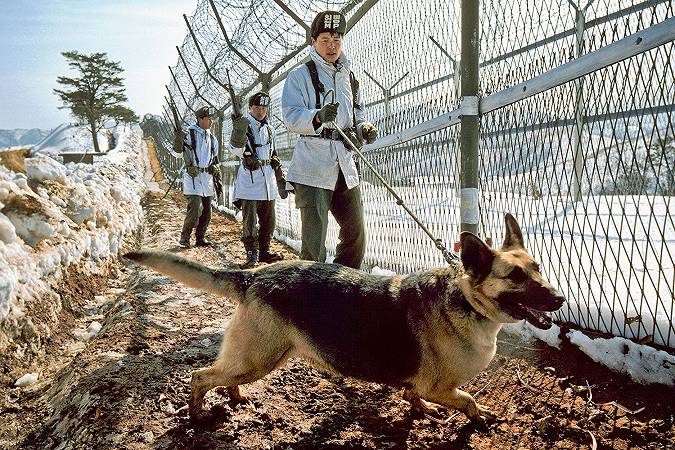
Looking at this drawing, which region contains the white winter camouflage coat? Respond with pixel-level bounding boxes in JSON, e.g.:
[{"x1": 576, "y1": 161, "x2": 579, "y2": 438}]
[
  {"x1": 282, "y1": 47, "x2": 367, "y2": 190},
  {"x1": 181, "y1": 124, "x2": 219, "y2": 197},
  {"x1": 229, "y1": 113, "x2": 279, "y2": 201}
]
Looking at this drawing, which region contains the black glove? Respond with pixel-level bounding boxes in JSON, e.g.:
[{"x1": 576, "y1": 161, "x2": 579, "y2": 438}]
[
  {"x1": 186, "y1": 166, "x2": 199, "y2": 178},
  {"x1": 230, "y1": 115, "x2": 249, "y2": 148},
  {"x1": 173, "y1": 129, "x2": 186, "y2": 152},
  {"x1": 276, "y1": 174, "x2": 288, "y2": 199},
  {"x1": 316, "y1": 102, "x2": 339, "y2": 124},
  {"x1": 361, "y1": 123, "x2": 378, "y2": 144},
  {"x1": 270, "y1": 156, "x2": 288, "y2": 199},
  {"x1": 242, "y1": 150, "x2": 260, "y2": 171}
]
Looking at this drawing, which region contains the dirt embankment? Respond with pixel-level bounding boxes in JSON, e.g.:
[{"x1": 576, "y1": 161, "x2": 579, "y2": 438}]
[
  {"x1": 0, "y1": 188, "x2": 673, "y2": 449},
  {"x1": 0, "y1": 147, "x2": 29, "y2": 174}
]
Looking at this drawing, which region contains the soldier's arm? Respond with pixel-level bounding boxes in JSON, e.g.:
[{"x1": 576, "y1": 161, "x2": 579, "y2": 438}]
[
  {"x1": 182, "y1": 132, "x2": 193, "y2": 167},
  {"x1": 282, "y1": 69, "x2": 322, "y2": 135},
  {"x1": 353, "y1": 80, "x2": 368, "y2": 136}
]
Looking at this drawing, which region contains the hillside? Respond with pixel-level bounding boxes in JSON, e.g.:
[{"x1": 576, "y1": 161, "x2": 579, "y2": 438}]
[{"x1": 0, "y1": 128, "x2": 50, "y2": 148}]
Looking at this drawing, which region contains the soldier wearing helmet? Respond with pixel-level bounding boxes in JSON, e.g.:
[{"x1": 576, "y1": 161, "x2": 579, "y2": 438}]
[{"x1": 281, "y1": 10, "x2": 378, "y2": 269}]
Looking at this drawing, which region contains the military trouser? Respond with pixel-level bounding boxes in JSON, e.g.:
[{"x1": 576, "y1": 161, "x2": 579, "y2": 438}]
[
  {"x1": 293, "y1": 170, "x2": 365, "y2": 269},
  {"x1": 181, "y1": 195, "x2": 212, "y2": 242},
  {"x1": 240, "y1": 199, "x2": 276, "y2": 252}
]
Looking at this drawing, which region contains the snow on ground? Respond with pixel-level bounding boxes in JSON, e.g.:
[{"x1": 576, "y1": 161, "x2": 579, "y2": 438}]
[
  {"x1": 0, "y1": 124, "x2": 152, "y2": 357},
  {"x1": 568, "y1": 330, "x2": 675, "y2": 386}
]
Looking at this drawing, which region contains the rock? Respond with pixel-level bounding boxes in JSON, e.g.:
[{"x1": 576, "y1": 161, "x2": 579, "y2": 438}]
[
  {"x1": 88, "y1": 321, "x2": 102, "y2": 335},
  {"x1": 14, "y1": 372, "x2": 39, "y2": 387},
  {"x1": 615, "y1": 416, "x2": 630, "y2": 428},
  {"x1": 140, "y1": 431, "x2": 154, "y2": 443}
]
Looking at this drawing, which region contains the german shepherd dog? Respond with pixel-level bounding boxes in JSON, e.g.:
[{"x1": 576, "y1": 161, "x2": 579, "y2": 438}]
[{"x1": 124, "y1": 214, "x2": 564, "y2": 426}]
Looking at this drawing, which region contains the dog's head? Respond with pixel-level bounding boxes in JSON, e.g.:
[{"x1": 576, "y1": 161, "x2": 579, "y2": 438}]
[{"x1": 458, "y1": 213, "x2": 565, "y2": 329}]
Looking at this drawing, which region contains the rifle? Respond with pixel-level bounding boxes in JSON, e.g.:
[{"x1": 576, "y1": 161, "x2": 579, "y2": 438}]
[
  {"x1": 168, "y1": 101, "x2": 182, "y2": 132},
  {"x1": 164, "y1": 101, "x2": 185, "y2": 199},
  {"x1": 163, "y1": 163, "x2": 185, "y2": 199},
  {"x1": 226, "y1": 69, "x2": 256, "y2": 183},
  {"x1": 226, "y1": 70, "x2": 241, "y2": 119}
]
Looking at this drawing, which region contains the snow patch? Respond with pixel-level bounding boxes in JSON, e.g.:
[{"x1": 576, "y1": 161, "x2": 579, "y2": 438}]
[
  {"x1": 25, "y1": 155, "x2": 67, "y2": 184},
  {"x1": 0, "y1": 211, "x2": 17, "y2": 243},
  {"x1": 0, "y1": 125, "x2": 150, "y2": 352},
  {"x1": 72, "y1": 321, "x2": 103, "y2": 342},
  {"x1": 567, "y1": 330, "x2": 675, "y2": 386},
  {"x1": 502, "y1": 321, "x2": 563, "y2": 349}
]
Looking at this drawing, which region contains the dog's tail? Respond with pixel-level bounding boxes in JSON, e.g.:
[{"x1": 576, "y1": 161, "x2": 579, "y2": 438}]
[{"x1": 124, "y1": 250, "x2": 250, "y2": 302}]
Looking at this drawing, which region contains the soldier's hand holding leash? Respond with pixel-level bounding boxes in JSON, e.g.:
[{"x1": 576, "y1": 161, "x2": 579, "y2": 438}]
[
  {"x1": 316, "y1": 102, "x2": 339, "y2": 124},
  {"x1": 361, "y1": 122, "x2": 378, "y2": 144},
  {"x1": 186, "y1": 166, "x2": 199, "y2": 178}
]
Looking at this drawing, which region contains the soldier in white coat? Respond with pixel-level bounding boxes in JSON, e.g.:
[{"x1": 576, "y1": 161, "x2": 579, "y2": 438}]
[
  {"x1": 229, "y1": 92, "x2": 286, "y2": 267},
  {"x1": 174, "y1": 106, "x2": 220, "y2": 248},
  {"x1": 281, "y1": 10, "x2": 378, "y2": 269}
]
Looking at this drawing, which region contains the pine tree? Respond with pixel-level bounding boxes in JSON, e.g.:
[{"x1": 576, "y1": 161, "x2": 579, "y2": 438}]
[{"x1": 54, "y1": 51, "x2": 138, "y2": 153}]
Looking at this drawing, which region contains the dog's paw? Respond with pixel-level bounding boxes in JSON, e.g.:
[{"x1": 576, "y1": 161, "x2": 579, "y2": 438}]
[
  {"x1": 412, "y1": 399, "x2": 444, "y2": 418},
  {"x1": 477, "y1": 404, "x2": 497, "y2": 421},
  {"x1": 470, "y1": 404, "x2": 497, "y2": 432},
  {"x1": 214, "y1": 385, "x2": 252, "y2": 405}
]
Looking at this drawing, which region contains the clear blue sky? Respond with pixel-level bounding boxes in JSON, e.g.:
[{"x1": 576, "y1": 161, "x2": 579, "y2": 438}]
[{"x1": 0, "y1": 1, "x2": 192, "y2": 130}]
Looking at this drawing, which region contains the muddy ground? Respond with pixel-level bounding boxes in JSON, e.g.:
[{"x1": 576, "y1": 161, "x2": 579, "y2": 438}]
[{"x1": 1, "y1": 187, "x2": 674, "y2": 449}]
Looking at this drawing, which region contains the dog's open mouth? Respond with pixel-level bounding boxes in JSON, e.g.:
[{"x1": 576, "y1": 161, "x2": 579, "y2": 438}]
[
  {"x1": 503, "y1": 302, "x2": 554, "y2": 330},
  {"x1": 521, "y1": 305, "x2": 553, "y2": 329}
]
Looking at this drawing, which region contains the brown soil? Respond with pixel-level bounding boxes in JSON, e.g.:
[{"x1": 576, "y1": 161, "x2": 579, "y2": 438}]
[
  {"x1": 0, "y1": 190, "x2": 673, "y2": 450},
  {"x1": 0, "y1": 147, "x2": 29, "y2": 174},
  {"x1": 145, "y1": 138, "x2": 165, "y2": 183}
]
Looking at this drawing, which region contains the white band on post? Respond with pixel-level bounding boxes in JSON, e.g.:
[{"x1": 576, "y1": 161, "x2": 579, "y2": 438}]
[
  {"x1": 459, "y1": 96, "x2": 479, "y2": 116},
  {"x1": 460, "y1": 187, "x2": 480, "y2": 224}
]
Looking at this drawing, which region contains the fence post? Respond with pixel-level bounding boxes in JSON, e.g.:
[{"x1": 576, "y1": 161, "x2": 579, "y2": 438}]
[
  {"x1": 571, "y1": 1, "x2": 593, "y2": 202},
  {"x1": 459, "y1": 0, "x2": 480, "y2": 235}
]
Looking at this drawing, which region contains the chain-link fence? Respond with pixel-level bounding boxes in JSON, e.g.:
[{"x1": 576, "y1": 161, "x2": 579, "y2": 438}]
[{"x1": 141, "y1": 0, "x2": 675, "y2": 349}]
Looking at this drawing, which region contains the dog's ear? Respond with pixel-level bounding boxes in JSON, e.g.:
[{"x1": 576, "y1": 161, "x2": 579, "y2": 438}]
[
  {"x1": 502, "y1": 213, "x2": 524, "y2": 250},
  {"x1": 460, "y1": 232, "x2": 494, "y2": 281}
]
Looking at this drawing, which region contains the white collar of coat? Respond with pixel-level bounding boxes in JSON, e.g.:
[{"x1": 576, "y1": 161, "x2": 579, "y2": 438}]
[
  {"x1": 247, "y1": 112, "x2": 268, "y2": 127},
  {"x1": 309, "y1": 47, "x2": 351, "y2": 75},
  {"x1": 190, "y1": 124, "x2": 211, "y2": 136}
]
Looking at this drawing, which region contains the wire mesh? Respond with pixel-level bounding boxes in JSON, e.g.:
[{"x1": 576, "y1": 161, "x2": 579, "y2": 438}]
[
  {"x1": 153, "y1": 0, "x2": 675, "y2": 348},
  {"x1": 479, "y1": 0, "x2": 674, "y2": 347}
]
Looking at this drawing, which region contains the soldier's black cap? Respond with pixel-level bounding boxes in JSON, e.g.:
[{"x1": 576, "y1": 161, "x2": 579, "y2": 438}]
[
  {"x1": 248, "y1": 91, "x2": 271, "y2": 108},
  {"x1": 195, "y1": 106, "x2": 216, "y2": 119},
  {"x1": 310, "y1": 11, "x2": 346, "y2": 38}
]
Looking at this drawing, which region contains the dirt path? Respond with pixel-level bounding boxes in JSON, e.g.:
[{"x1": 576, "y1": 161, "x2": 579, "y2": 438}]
[{"x1": 1, "y1": 190, "x2": 673, "y2": 450}]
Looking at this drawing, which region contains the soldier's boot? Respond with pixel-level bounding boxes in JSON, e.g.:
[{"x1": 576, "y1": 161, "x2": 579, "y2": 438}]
[
  {"x1": 258, "y1": 241, "x2": 283, "y2": 263},
  {"x1": 241, "y1": 240, "x2": 258, "y2": 269},
  {"x1": 242, "y1": 249, "x2": 258, "y2": 269},
  {"x1": 195, "y1": 237, "x2": 212, "y2": 247},
  {"x1": 179, "y1": 233, "x2": 191, "y2": 248}
]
